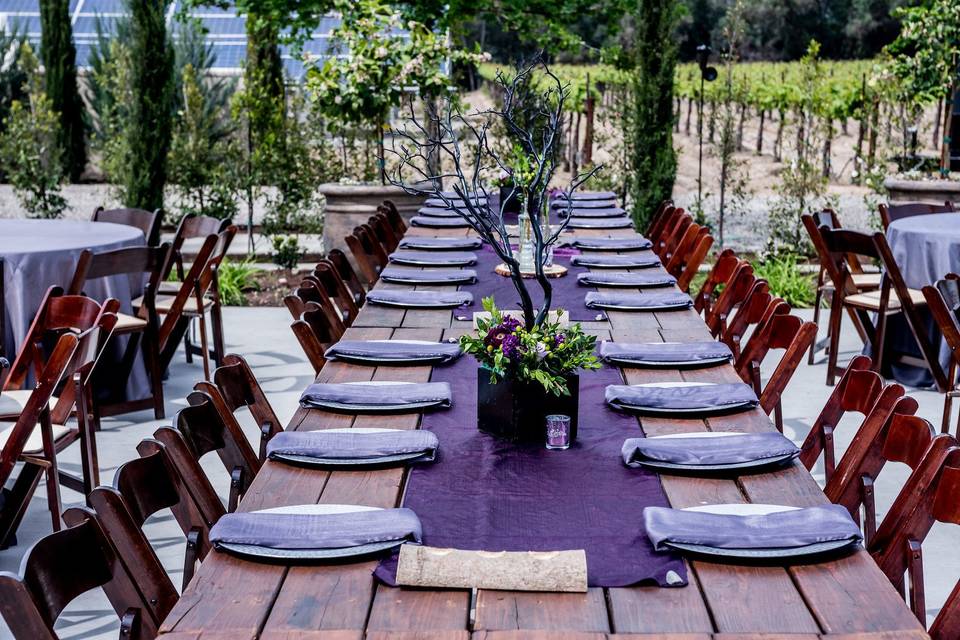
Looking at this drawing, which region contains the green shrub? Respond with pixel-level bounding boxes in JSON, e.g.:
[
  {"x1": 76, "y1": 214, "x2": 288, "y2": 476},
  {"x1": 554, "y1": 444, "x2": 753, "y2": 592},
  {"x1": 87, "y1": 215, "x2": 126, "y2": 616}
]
[
  {"x1": 217, "y1": 258, "x2": 261, "y2": 306},
  {"x1": 271, "y1": 235, "x2": 303, "y2": 270},
  {"x1": 753, "y1": 252, "x2": 816, "y2": 308}
]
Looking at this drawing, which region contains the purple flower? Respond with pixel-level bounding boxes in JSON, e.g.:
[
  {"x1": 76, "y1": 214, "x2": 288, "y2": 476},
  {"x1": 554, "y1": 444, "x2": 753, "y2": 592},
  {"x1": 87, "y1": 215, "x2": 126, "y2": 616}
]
[
  {"x1": 484, "y1": 316, "x2": 522, "y2": 349},
  {"x1": 554, "y1": 333, "x2": 566, "y2": 345},
  {"x1": 501, "y1": 334, "x2": 520, "y2": 359}
]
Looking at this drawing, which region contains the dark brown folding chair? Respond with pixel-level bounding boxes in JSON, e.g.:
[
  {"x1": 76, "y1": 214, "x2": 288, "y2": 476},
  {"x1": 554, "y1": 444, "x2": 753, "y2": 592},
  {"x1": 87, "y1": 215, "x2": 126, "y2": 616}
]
[
  {"x1": 643, "y1": 199, "x2": 674, "y2": 238},
  {"x1": 878, "y1": 201, "x2": 954, "y2": 230},
  {"x1": 674, "y1": 230, "x2": 714, "y2": 294},
  {"x1": 0, "y1": 508, "x2": 177, "y2": 639},
  {"x1": 290, "y1": 304, "x2": 342, "y2": 374},
  {"x1": 825, "y1": 407, "x2": 928, "y2": 546},
  {"x1": 326, "y1": 248, "x2": 367, "y2": 305},
  {"x1": 283, "y1": 281, "x2": 346, "y2": 336},
  {"x1": 380, "y1": 200, "x2": 408, "y2": 236},
  {"x1": 345, "y1": 224, "x2": 389, "y2": 286},
  {"x1": 368, "y1": 213, "x2": 400, "y2": 253},
  {"x1": 922, "y1": 275, "x2": 960, "y2": 434},
  {"x1": 83, "y1": 434, "x2": 225, "y2": 590},
  {"x1": 92, "y1": 206, "x2": 163, "y2": 247},
  {"x1": 648, "y1": 205, "x2": 681, "y2": 255},
  {"x1": 205, "y1": 353, "x2": 283, "y2": 462},
  {"x1": 68, "y1": 244, "x2": 170, "y2": 418},
  {"x1": 692, "y1": 249, "x2": 740, "y2": 316},
  {"x1": 159, "y1": 212, "x2": 232, "y2": 291},
  {"x1": 307, "y1": 261, "x2": 360, "y2": 327},
  {"x1": 705, "y1": 261, "x2": 756, "y2": 338},
  {"x1": 720, "y1": 282, "x2": 786, "y2": 360},
  {"x1": 0, "y1": 258, "x2": 4, "y2": 358},
  {"x1": 658, "y1": 211, "x2": 693, "y2": 263},
  {"x1": 734, "y1": 312, "x2": 817, "y2": 432},
  {"x1": 799, "y1": 355, "x2": 897, "y2": 483},
  {"x1": 175, "y1": 390, "x2": 260, "y2": 513}
]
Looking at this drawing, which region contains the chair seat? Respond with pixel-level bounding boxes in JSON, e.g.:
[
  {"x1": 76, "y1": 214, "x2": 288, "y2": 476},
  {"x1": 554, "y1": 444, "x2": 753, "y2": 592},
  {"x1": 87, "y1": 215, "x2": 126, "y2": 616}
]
[
  {"x1": 133, "y1": 294, "x2": 213, "y2": 314},
  {"x1": 0, "y1": 389, "x2": 35, "y2": 419},
  {"x1": 845, "y1": 288, "x2": 926, "y2": 312},
  {"x1": 0, "y1": 421, "x2": 71, "y2": 454},
  {"x1": 851, "y1": 273, "x2": 882, "y2": 289},
  {"x1": 115, "y1": 312, "x2": 148, "y2": 332}
]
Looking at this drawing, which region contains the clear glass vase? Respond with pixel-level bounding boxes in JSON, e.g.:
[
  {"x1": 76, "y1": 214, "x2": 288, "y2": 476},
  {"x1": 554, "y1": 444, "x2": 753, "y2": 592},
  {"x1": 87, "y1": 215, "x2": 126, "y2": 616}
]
[{"x1": 518, "y1": 212, "x2": 535, "y2": 272}]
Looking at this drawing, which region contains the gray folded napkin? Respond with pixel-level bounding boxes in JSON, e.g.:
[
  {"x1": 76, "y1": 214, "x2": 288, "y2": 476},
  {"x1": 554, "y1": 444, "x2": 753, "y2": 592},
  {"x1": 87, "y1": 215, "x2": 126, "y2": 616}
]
[
  {"x1": 210, "y1": 508, "x2": 423, "y2": 550},
  {"x1": 380, "y1": 267, "x2": 478, "y2": 285},
  {"x1": 325, "y1": 340, "x2": 462, "y2": 363},
  {"x1": 552, "y1": 200, "x2": 620, "y2": 210},
  {"x1": 572, "y1": 237, "x2": 653, "y2": 251},
  {"x1": 605, "y1": 382, "x2": 758, "y2": 413},
  {"x1": 418, "y1": 207, "x2": 462, "y2": 218},
  {"x1": 566, "y1": 217, "x2": 632, "y2": 229},
  {"x1": 267, "y1": 429, "x2": 439, "y2": 462},
  {"x1": 622, "y1": 432, "x2": 799, "y2": 467},
  {"x1": 577, "y1": 272, "x2": 677, "y2": 288},
  {"x1": 397, "y1": 237, "x2": 483, "y2": 251},
  {"x1": 427, "y1": 195, "x2": 487, "y2": 206},
  {"x1": 388, "y1": 251, "x2": 477, "y2": 266},
  {"x1": 553, "y1": 190, "x2": 617, "y2": 201},
  {"x1": 558, "y1": 207, "x2": 628, "y2": 218},
  {"x1": 367, "y1": 290, "x2": 473, "y2": 308},
  {"x1": 571, "y1": 254, "x2": 661, "y2": 269},
  {"x1": 411, "y1": 216, "x2": 471, "y2": 228},
  {"x1": 643, "y1": 504, "x2": 862, "y2": 552},
  {"x1": 584, "y1": 292, "x2": 693, "y2": 310},
  {"x1": 600, "y1": 341, "x2": 733, "y2": 364},
  {"x1": 300, "y1": 381, "x2": 452, "y2": 410}
]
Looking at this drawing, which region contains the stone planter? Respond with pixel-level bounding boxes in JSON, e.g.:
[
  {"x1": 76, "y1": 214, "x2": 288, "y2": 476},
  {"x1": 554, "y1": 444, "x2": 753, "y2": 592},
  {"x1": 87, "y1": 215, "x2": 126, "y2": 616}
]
[
  {"x1": 319, "y1": 183, "x2": 426, "y2": 256},
  {"x1": 884, "y1": 178, "x2": 960, "y2": 204}
]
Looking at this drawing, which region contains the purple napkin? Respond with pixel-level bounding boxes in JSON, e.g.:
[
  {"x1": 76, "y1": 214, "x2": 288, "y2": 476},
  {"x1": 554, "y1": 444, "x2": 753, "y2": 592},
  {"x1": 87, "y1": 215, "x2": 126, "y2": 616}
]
[
  {"x1": 380, "y1": 267, "x2": 478, "y2": 285},
  {"x1": 584, "y1": 292, "x2": 693, "y2": 310},
  {"x1": 572, "y1": 237, "x2": 653, "y2": 251},
  {"x1": 397, "y1": 237, "x2": 483, "y2": 251},
  {"x1": 210, "y1": 508, "x2": 423, "y2": 550},
  {"x1": 622, "y1": 432, "x2": 799, "y2": 467},
  {"x1": 553, "y1": 190, "x2": 617, "y2": 201},
  {"x1": 558, "y1": 207, "x2": 628, "y2": 218},
  {"x1": 605, "y1": 382, "x2": 758, "y2": 413},
  {"x1": 552, "y1": 200, "x2": 620, "y2": 210},
  {"x1": 324, "y1": 340, "x2": 462, "y2": 363},
  {"x1": 300, "y1": 381, "x2": 452, "y2": 411},
  {"x1": 411, "y1": 216, "x2": 471, "y2": 228},
  {"x1": 600, "y1": 341, "x2": 733, "y2": 365},
  {"x1": 267, "y1": 429, "x2": 439, "y2": 462},
  {"x1": 566, "y1": 217, "x2": 632, "y2": 229},
  {"x1": 366, "y1": 290, "x2": 473, "y2": 309},
  {"x1": 388, "y1": 251, "x2": 477, "y2": 266},
  {"x1": 577, "y1": 272, "x2": 676, "y2": 288},
  {"x1": 571, "y1": 254, "x2": 661, "y2": 269},
  {"x1": 642, "y1": 504, "x2": 862, "y2": 552}
]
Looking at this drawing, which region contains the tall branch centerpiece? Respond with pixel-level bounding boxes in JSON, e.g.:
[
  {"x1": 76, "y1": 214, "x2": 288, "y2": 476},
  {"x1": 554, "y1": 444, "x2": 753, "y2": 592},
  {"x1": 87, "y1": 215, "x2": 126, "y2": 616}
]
[{"x1": 385, "y1": 57, "x2": 603, "y2": 444}]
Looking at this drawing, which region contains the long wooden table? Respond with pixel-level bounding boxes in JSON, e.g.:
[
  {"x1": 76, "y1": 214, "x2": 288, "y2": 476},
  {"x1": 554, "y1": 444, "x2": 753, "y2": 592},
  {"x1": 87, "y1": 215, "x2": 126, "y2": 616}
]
[{"x1": 158, "y1": 221, "x2": 929, "y2": 640}]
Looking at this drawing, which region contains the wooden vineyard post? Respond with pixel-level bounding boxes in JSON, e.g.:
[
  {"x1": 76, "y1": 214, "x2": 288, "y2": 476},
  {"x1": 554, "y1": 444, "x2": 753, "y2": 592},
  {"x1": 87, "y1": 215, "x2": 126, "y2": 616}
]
[{"x1": 582, "y1": 73, "x2": 595, "y2": 167}]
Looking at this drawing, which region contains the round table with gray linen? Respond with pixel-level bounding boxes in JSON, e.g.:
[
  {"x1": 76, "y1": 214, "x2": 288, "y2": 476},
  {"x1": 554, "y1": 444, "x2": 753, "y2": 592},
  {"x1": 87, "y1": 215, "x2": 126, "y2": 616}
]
[
  {"x1": 885, "y1": 212, "x2": 960, "y2": 387},
  {"x1": 0, "y1": 219, "x2": 149, "y2": 399}
]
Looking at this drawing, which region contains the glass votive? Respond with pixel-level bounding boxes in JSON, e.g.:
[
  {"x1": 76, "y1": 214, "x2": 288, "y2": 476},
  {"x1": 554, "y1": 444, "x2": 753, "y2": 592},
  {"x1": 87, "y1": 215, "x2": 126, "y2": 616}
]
[{"x1": 545, "y1": 414, "x2": 572, "y2": 450}]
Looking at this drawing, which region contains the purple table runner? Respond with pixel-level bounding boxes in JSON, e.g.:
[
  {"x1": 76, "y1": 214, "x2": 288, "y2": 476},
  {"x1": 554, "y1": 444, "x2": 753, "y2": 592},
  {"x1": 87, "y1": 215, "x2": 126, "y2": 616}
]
[
  {"x1": 456, "y1": 245, "x2": 604, "y2": 322},
  {"x1": 375, "y1": 355, "x2": 687, "y2": 588}
]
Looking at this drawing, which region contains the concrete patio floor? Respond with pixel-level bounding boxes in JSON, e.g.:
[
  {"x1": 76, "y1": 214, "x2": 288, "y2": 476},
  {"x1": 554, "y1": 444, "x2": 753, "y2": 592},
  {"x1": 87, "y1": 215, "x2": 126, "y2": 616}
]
[{"x1": 0, "y1": 306, "x2": 955, "y2": 638}]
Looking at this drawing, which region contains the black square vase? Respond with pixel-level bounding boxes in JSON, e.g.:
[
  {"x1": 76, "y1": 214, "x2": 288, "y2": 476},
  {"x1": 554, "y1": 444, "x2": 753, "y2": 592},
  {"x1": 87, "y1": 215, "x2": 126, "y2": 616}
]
[{"x1": 476, "y1": 370, "x2": 579, "y2": 444}]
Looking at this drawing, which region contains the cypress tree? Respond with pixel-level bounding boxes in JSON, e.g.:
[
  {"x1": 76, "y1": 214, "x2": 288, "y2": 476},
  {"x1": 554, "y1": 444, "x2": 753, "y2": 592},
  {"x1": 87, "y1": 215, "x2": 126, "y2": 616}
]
[
  {"x1": 125, "y1": 0, "x2": 174, "y2": 211},
  {"x1": 39, "y1": 0, "x2": 86, "y2": 182},
  {"x1": 245, "y1": 12, "x2": 285, "y2": 153},
  {"x1": 625, "y1": 0, "x2": 680, "y2": 230}
]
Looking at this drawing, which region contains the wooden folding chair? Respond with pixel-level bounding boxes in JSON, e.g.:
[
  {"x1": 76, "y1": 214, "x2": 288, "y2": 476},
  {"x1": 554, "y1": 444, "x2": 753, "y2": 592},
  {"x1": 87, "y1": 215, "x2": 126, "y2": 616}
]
[
  {"x1": 175, "y1": 390, "x2": 260, "y2": 513},
  {"x1": 0, "y1": 507, "x2": 177, "y2": 639},
  {"x1": 290, "y1": 304, "x2": 342, "y2": 374},
  {"x1": 734, "y1": 312, "x2": 817, "y2": 431},
  {"x1": 658, "y1": 211, "x2": 692, "y2": 263},
  {"x1": 819, "y1": 225, "x2": 947, "y2": 390},
  {"x1": 648, "y1": 205, "x2": 680, "y2": 255},
  {"x1": 283, "y1": 280, "x2": 346, "y2": 335},
  {"x1": 83, "y1": 434, "x2": 225, "y2": 590},
  {"x1": 0, "y1": 258, "x2": 4, "y2": 359},
  {"x1": 705, "y1": 261, "x2": 756, "y2": 338},
  {"x1": 159, "y1": 212, "x2": 232, "y2": 291},
  {"x1": 206, "y1": 353, "x2": 283, "y2": 462},
  {"x1": 825, "y1": 407, "x2": 928, "y2": 546},
  {"x1": 720, "y1": 282, "x2": 786, "y2": 360},
  {"x1": 0, "y1": 333, "x2": 80, "y2": 547},
  {"x1": 368, "y1": 213, "x2": 400, "y2": 253},
  {"x1": 380, "y1": 200, "x2": 408, "y2": 236},
  {"x1": 643, "y1": 199, "x2": 674, "y2": 238},
  {"x1": 92, "y1": 206, "x2": 163, "y2": 247},
  {"x1": 692, "y1": 249, "x2": 740, "y2": 316},
  {"x1": 306, "y1": 261, "x2": 360, "y2": 327},
  {"x1": 674, "y1": 230, "x2": 714, "y2": 294},
  {"x1": 345, "y1": 224, "x2": 389, "y2": 286},
  {"x1": 799, "y1": 355, "x2": 896, "y2": 483},
  {"x1": 878, "y1": 201, "x2": 954, "y2": 230},
  {"x1": 922, "y1": 275, "x2": 960, "y2": 434}
]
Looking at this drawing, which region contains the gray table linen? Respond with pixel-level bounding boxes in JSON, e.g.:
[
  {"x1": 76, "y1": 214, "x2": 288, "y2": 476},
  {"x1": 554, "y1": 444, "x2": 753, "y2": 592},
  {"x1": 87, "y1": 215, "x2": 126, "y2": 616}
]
[
  {"x1": 324, "y1": 340, "x2": 462, "y2": 363},
  {"x1": 605, "y1": 382, "x2": 758, "y2": 412},
  {"x1": 584, "y1": 292, "x2": 693, "y2": 310},
  {"x1": 566, "y1": 217, "x2": 632, "y2": 229},
  {"x1": 367, "y1": 290, "x2": 473, "y2": 308},
  {"x1": 571, "y1": 254, "x2": 661, "y2": 269},
  {"x1": 388, "y1": 251, "x2": 478, "y2": 266},
  {"x1": 397, "y1": 237, "x2": 483, "y2": 251},
  {"x1": 410, "y1": 216, "x2": 471, "y2": 228},
  {"x1": 572, "y1": 237, "x2": 653, "y2": 251},
  {"x1": 622, "y1": 432, "x2": 799, "y2": 467},
  {"x1": 577, "y1": 272, "x2": 676, "y2": 288},
  {"x1": 266, "y1": 429, "x2": 439, "y2": 462},
  {"x1": 600, "y1": 341, "x2": 733, "y2": 364},
  {"x1": 300, "y1": 381, "x2": 452, "y2": 411},
  {"x1": 210, "y1": 508, "x2": 423, "y2": 550},
  {"x1": 380, "y1": 267, "x2": 478, "y2": 285},
  {"x1": 642, "y1": 504, "x2": 862, "y2": 552}
]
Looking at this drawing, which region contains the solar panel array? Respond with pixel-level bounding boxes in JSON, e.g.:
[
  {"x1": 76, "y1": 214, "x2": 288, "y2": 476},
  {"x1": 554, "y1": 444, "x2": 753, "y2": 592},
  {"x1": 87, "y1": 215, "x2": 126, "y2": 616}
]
[{"x1": 0, "y1": 0, "x2": 379, "y2": 78}]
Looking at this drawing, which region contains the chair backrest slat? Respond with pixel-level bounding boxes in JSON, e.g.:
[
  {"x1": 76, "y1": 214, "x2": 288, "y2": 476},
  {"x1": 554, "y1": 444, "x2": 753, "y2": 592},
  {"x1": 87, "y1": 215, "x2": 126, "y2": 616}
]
[{"x1": 92, "y1": 206, "x2": 162, "y2": 246}]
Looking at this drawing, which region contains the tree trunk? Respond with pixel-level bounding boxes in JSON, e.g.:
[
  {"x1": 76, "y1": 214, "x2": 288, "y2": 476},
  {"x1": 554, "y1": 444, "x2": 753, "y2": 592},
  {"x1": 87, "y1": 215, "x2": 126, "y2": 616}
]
[
  {"x1": 582, "y1": 74, "x2": 595, "y2": 166},
  {"x1": 685, "y1": 96, "x2": 693, "y2": 134},
  {"x1": 572, "y1": 111, "x2": 581, "y2": 175},
  {"x1": 933, "y1": 96, "x2": 943, "y2": 150},
  {"x1": 822, "y1": 119, "x2": 832, "y2": 178},
  {"x1": 736, "y1": 103, "x2": 746, "y2": 151},
  {"x1": 756, "y1": 109, "x2": 765, "y2": 155},
  {"x1": 774, "y1": 110, "x2": 785, "y2": 162},
  {"x1": 941, "y1": 83, "x2": 955, "y2": 176}
]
